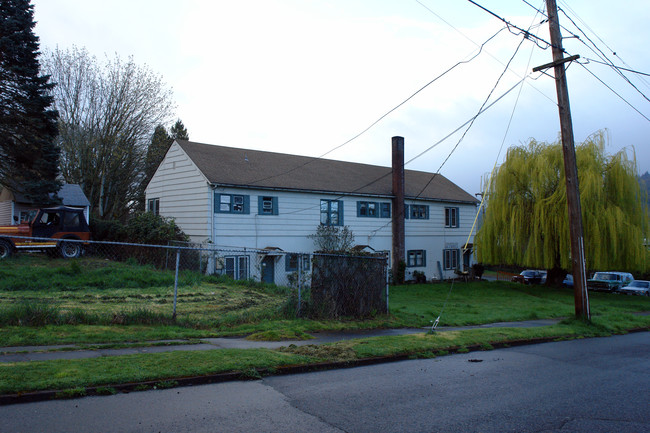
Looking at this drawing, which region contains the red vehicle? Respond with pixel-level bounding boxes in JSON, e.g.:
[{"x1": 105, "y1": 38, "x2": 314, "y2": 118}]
[
  {"x1": 511, "y1": 269, "x2": 546, "y2": 285},
  {"x1": 0, "y1": 206, "x2": 90, "y2": 259}
]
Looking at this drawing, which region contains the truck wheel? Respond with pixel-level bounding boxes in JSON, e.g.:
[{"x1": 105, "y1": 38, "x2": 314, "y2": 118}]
[
  {"x1": 0, "y1": 240, "x2": 12, "y2": 259},
  {"x1": 60, "y1": 241, "x2": 82, "y2": 259}
]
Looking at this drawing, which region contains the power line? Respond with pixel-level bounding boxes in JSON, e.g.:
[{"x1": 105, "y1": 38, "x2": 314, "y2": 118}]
[
  {"x1": 414, "y1": 31, "x2": 530, "y2": 200},
  {"x1": 416, "y1": 0, "x2": 557, "y2": 106},
  {"x1": 464, "y1": 14, "x2": 543, "y2": 257},
  {"x1": 246, "y1": 26, "x2": 507, "y2": 187},
  {"x1": 519, "y1": 0, "x2": 650, "y2": 122},
  {"x1": 577, "y1": 62, "x2": 650, "y2": 123},
  {"x1": 465, "y1": 0, "x2": 554, "y2": 49},
  {"x1": 557, "y1": 0, "x2": 643, "y2": 79},
  {"x1": 281, "y1": 73, "x2": 532, "y2": 220},
  {"x1": 582, "y1": 58, "x2": 650, "y2": 78},
  {"x1": 431, "y1": 8, "x2": 546, "y2": 331},
  {"x1": 556, "y1": 6, "x2": 650, "y2": 104}
]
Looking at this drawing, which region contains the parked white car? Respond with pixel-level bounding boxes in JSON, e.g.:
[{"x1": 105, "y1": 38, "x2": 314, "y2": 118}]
[{"x1": 618, "y1": 280, "x2": 650, "y2": 296}]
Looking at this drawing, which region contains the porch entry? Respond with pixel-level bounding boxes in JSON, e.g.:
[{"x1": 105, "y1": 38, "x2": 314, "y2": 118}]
[{"x1": 261, "y1": 256, "x2": 275, "y2": 284}]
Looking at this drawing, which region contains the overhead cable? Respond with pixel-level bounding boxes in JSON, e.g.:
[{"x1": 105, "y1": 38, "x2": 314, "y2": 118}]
[
  {"x1": 577, "y1": 63, "x2": 650, "y2": 123},
  {"x1": 557, "y1": 7, "x2": 650, "y2": 104},
  {"x1": 247, "y1": 26, "x2": 507, "y2": 186},
  {"x1": 414, "y1": 32, "x2": 530, "y2": 199},
  {"x1": 465, "y1": 0, "x2": 554, "y2": 49}
]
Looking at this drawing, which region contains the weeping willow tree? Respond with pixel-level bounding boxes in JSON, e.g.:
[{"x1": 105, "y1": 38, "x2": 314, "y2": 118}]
[{"x1": 476, "y1": 131, "x2": 649, "y2": 277}]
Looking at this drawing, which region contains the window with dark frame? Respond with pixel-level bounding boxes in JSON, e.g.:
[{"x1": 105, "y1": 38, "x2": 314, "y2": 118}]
[
  {"x1": 320, "y1": 199, "x2": 343, "y2": 226},
  {"x1": 380, "y1": 202, "x2": 391, "y2": 218},
  {"x1": 285, "y1": 253, "x2": 310, "y2": 272},
  {"x1": 445, "y1": 207, "x2": 459, "y2": 228},
  {"x1": 148, "y1": 198, "x2": 160, "y2": 215},
  {"x1": 358, "y1": 201, "x2": 391, "y2": 218},
  {"x1": 258, "y1": 196, "x2": 278, "y2": 215},
  {"x1": 224, "y1": 256, "x2": 249, "y2": 280},
  {"x1": 443, "y1": 248, "x2": 459, "y2": 270},
  {"x1": 410, "y1": 204, "x2": 428, "y2": 219},
  {"x1": 216, "y1": 193, "x2": 249, "y2": 214},
  {"x1": 407, "y1": 249, "x2": 426, "y2": 267}
]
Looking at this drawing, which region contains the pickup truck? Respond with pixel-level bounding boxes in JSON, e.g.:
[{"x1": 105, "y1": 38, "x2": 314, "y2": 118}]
[
  {"x1": 0, "y1": 206, "x2": 91, "y2": 259},
  {"x1": 587, "y1": 271, "x2": 634, "y2": 292}
]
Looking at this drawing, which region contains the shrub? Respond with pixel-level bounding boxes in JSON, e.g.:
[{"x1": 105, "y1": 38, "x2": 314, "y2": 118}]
[
  {"x1": 124, "y1": 212, "x2": 189, "y2": 245},
  {"x1": 412, "y1": 270, "x2": 427, "y2": 284},
  {"x1": 90, "y1": 212, "x2": 189, "y2": 245},
  {"x1": 90, "y1": 218, "x2": 126, "y2": 242},
  {"x1": 308, "y1": 225, "x2": 355, "y2": 253}
]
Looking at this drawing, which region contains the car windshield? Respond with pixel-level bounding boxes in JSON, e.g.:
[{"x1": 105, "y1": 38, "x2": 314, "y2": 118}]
[{"x1": 593, "y1": 272, "x2": 618, "y2": 281}]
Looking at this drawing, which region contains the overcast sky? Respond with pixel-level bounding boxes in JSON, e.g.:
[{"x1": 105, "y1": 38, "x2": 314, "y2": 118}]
[{"x1": 32, "y1": 0, "x2": 650, "y2": 195}]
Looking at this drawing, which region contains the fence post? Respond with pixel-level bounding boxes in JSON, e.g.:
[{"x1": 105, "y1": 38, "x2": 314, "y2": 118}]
[
  {"x1": 172, "y1": 249, "x2": 180, "y2": 320},
  {"x1": 297, "y1": 254, "x2": 302, "y2": 317},
  {"x1": 385, "y1": 253, "x2": 390, "y2": 314}
]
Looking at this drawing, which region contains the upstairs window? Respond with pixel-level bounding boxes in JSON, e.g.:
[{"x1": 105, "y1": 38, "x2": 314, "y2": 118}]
[
  {"x1": 258, "y1": 196, "x2": 278, "y2": 215},
  {"x1": 320, "y1": 199, "x2": 343, "y2": 226},
  {"x1": 445, "y1": 207, "x2": 459, "y2": 228},
  {"x1": 358, "y1": 201, "x2": 391, "y2": 218},
  {"x1": 215, "y1": 193, "x2": 250, "y2": 214},
  {"x1": 357, "y1": 201, "x2": 377, "y2": 217},
  {"x1": 380, "y1": 202, "x2": 391, "y2": 218},
  {"x1": 409, "y1": 204, "x2": 429, "y2": 219}
]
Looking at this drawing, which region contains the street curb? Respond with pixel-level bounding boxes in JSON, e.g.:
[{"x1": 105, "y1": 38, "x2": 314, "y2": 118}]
[{"x1": 2, "y1": 327, "x2": 648, "y2": 406}]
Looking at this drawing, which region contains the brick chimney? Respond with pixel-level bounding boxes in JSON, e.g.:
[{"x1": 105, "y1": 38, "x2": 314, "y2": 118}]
[{"x1": 392, "y1": 136, "x2": 405, "y2": 283}]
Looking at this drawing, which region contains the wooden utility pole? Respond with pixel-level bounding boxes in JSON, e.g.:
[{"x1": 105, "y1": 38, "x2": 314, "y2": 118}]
[{"x1": 542, "y1": 0, "x2": 590, "y2": 319}]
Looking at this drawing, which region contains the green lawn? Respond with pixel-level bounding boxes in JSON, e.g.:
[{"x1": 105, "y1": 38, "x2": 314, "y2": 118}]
[
  {"x1": 1, "y1": 256, "x2": 649, "y2": 346},
  {"x1": 0, "y1": 256, "x2": 648, "y2": 397}
]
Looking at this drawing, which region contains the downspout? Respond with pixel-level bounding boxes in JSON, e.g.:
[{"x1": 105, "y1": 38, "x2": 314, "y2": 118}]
[
  {"x1": 207, "y1": 183, "x2": 216, "y2": 275},
  {"x1": 210, "y1": 183, "x2": 216, "y2": 244}
]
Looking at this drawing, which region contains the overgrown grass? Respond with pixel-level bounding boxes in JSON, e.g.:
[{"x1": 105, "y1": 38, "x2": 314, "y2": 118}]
[
  {"x1": 0, "y1": 256, "x2": 294, "y2": 342},
  {"x1": 0, "y1": 256, "x2": 648, "y2": 348}
]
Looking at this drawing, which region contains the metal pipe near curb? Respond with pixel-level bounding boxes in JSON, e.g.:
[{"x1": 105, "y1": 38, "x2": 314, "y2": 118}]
[{"x1": 172, "y1": 249, "x2": 180, "y2": 319}]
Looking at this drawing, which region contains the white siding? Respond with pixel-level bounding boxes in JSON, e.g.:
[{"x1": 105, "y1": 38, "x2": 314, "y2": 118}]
[
  {"x1": 145, "y1": 142, "x2": 211, "y2": 242},
  {"x1": 402, "y1": 200, "x2": 477, "y2": 280},
  {"x1": 0, "y1": 201, "x2": 12, "y2": 225},
  {"x1": 147, "y1": 146, "x2": 479, "y2": 282},
  {"x1": 211, "y1": 188, "x2": 478, "y2": 281}
]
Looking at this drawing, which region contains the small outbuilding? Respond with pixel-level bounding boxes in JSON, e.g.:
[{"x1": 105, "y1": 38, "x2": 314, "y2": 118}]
[{"x1": 0, "y1": 183, "x2": 91, "y2": 225}]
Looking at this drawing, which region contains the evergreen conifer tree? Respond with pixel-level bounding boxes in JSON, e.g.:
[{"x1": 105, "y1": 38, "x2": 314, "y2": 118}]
[
  {"x1": 0, "y1": 0, "x2": 60, "y2": 204},
  {"x1": 169, "y1": 119, "x2": 189, "y2": 141}
]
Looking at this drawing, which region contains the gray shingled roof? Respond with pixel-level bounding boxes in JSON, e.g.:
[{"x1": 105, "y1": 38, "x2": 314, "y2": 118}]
[
  {"x1": 178, "y1": 140, "x2": 478, "y2": 203},
  {"x1": 10, "y1": 183, "x2": 91, "y2": 207},
  {"x1": 58, "y1": 184, "x2": 91, "y2": 207}
]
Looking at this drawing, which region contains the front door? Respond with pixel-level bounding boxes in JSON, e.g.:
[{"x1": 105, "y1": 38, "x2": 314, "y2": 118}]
[
  {"x1": 463, "y1": 247, "x2": 472, "y2": 272},
  {"x1": 261, "y1": 256, "x2": 275, "y2": 284}
]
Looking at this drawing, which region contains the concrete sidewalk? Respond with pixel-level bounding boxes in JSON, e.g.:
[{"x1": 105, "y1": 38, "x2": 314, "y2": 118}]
[{"x1": 0, "y1": 319, "x2": 561, "y2": 363}]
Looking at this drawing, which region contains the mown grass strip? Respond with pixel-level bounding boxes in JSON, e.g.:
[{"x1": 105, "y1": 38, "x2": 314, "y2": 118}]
[
  {"x1": 2, "y1": 314, "x2": 647, "y2": 397},
  {"x1": 0, "y1": 349, "x2": 314, "y2": 394}
]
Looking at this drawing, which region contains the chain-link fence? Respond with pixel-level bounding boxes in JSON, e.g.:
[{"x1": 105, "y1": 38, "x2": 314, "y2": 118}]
[{"x1": 0, "y1": 236, "x2": 389, "y2": 319}]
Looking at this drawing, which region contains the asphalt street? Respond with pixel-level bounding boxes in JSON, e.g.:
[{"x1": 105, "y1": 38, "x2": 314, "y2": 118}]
[{"x1": 1, "y1": 332, "x2": 648, "y2": 433}]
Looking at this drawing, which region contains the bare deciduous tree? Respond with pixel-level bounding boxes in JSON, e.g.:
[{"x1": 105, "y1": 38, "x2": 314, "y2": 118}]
[{"x1": 42, "y1": 46, "x2": 175, "y2": 219}]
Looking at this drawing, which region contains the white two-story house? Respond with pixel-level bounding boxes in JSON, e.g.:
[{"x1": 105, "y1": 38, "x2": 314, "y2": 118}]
[{"x1": 145, "y1": 137, "x2": 479, "y2": 283}]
